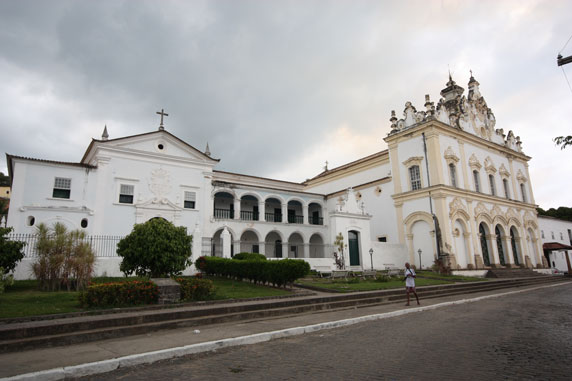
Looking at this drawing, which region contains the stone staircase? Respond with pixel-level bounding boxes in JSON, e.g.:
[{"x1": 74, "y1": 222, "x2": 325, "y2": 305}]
[
  {"x1": 0, "y1": 275, "x2": 568, "y2": 354},
  {"x1": 486, "y1": 268, "x2": 542, "y2": 278}
]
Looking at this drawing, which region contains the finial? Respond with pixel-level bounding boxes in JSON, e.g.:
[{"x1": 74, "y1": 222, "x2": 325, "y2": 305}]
[
  {"x1": 205, "y1": 142, "x2": 211, "y2": 157},
  {"x1": 102, "y1": 125, "x2": 109, "y2": 141},
  {"x1": 324, "y1": 160, "x2": 328, "y2": 171},
  {"x1": 156, "y1": 108, "x2": 169, "y2": 130}
]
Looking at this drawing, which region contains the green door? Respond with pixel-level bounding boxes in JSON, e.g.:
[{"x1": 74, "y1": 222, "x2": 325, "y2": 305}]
[{"x1": 348, "y1": 231, "x2": 360, "y2": 266}]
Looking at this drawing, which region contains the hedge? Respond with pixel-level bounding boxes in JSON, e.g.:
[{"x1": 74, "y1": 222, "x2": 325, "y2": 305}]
[
  {"x1": 79, "y1": 280, "x2": 159, "y2": 307},
  {"x1": 232, "y1": 252, "x2": 267, "y2": 261},
  {"x1": 175, "y1": 277, "x2": 215, "y2": 301},
  {"x1": 195, "y1": 256, "x2": 310, "y2": 287}
]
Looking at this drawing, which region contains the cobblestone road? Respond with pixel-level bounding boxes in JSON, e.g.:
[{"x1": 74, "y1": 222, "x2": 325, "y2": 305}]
[{"x1": 81, "y1": 284, "x2": 572, "y2": 380}]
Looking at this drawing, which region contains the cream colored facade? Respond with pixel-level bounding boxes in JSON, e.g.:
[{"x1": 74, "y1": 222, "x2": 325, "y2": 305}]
[{"x1": 305, "y1": 74, "x2": 544, "y2": 270}]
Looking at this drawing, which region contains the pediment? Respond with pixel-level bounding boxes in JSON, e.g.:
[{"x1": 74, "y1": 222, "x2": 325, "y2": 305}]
[{"x1": 81, "y1": 130, "x2": 219, "y2": 165}]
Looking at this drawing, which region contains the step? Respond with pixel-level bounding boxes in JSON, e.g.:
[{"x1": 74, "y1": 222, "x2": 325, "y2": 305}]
[{"x1": 0, "y1": 276, "x2": 567, "y2": 353}]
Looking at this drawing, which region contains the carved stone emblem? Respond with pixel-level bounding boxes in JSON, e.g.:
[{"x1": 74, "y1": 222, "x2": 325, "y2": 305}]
[{"x1": 149, "y1": 168, "x2": 172, "y2": 202}]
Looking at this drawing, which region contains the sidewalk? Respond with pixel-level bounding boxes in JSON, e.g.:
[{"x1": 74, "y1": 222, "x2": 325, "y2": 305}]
[{"x1": 1, "y1": 281, "x2": 569, "y2": 380}]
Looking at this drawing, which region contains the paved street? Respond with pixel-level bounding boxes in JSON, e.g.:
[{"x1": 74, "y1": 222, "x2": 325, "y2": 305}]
[{"x1": 80, "y1": 284, "x2": 572, "y2": 380}]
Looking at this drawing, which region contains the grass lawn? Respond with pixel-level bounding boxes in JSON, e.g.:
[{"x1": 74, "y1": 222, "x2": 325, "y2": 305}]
[
  {"x1": 0, "y1": 276, "x2": 292, "y2": 319},
  {"x1": 296, "y1": 277, "x2": 454, "y2": 292}
]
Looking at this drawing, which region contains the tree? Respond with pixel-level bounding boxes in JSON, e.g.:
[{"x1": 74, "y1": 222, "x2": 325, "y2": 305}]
[
  {"x1": 554, "y1": 136, "x2": 572, "y2": 150},
  {"x1": 0, "y1": 226, "x2": 25, "y2": 273},
  {"x1": 117, "y1": 218, "x2": 193, "y2": 278},
  {"x1": 333, "y1": 232, "x2": 346, "y2": 270},
  {"x1": 0, "y1": 172, "x2": 9, "y2": 187},
  {"x1": 537, "y1": 206, "x2": 572, "y2": 222}
]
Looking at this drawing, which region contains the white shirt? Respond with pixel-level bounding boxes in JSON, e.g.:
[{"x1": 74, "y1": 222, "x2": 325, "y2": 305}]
[{"x1": 405, "y1": 268, "x2": 416, "y2": 288}]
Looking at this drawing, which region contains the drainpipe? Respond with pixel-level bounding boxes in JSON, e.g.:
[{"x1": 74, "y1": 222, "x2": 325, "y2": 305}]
[{"x1": 422, "y1": 132, "x2": 442, "y2": 261}]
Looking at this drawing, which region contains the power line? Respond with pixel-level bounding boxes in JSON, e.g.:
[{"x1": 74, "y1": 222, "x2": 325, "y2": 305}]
[
  {"x1": 562, "y1": 67, "x2": 572, "y2": 98},
  {"x1": 559, "y1": 32, "x2": 572, "y2": 54}
]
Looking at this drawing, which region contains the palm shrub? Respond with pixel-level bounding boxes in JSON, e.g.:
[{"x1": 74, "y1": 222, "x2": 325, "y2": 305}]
[
  {"x1": 117, "y1": 218, "x2": 192, "y2": 278},
  {"x1": 32, "y1": 222, "x2": 95, "y2": 291}
]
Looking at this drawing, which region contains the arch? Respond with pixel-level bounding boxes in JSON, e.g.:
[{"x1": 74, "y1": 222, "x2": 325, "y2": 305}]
[
  {"x1": 450, "y1": 209, "x2": 470, "y2": 223},
  {"x1": 287, "y1": 232, "x2": 304, "y2": 258},
  {"x1": 492, "y1": 214, "x2": 508, "y2": 228},
  {"x1": 404, "y1": 211, "x2": 434, "y2": 234},
  {"x1": 288, "y1": 230, "x2": 306, "y2": 243},
  {"x1": 479, "y1": 222, "x2": 492, "y2": 267},
  {"x1": 213, "y1": 191, "x2": 235, "y2": 219},
  {"x1": 509, "y1": 226, "x2": 522, "y2": 266},
  {"x1": 237, "y1": 191, "x2": 262, "y2": 202},
  {"x1": 495, "y1": 224, "x2": 507, "y2": 266},
  {"x1": 287, "y1": 199, "x2": 304, "y2": 224},
  {"x1": 239, "y1": 228, "x2": 261, "y2": 242},
  {"x1": 264, "y1": 197, "x2": 284, "y2": 223},
  {"x1": 286, "y1": 196, "x2": 306, "y2": 206},
  {"x1": 211, "y1": 188, "x2": 237, "y2": 199},
  {"x1": 308, "y1": 202, "x2": 324, "y2": 225},
  {"x1": 306, "y1": 199, "x2": 325, "y2": 208},
  {"x1": 264, "y1": 231, "x2": 284, "y2": 258},
  {"x1": 508, "y1": 217, "x2": 522, "y2": 228},
  {"x1": 452, "y1": 218, "x2": 470, "y2": 269},
  {"x1": 239, "y1": 194, "x2": 260, "y2": 221},
  {"x1": 263, "y1": 194, "x2": 286, "y2": 204},
  {"x1": 212, "y1": 227, "x2": 235, "y2": 257},
  {"x1": 239, "y1": 229, "x2": 261, "y2": 254},
  {"x1": 309, "y1": 233, "x2": 325, "y2": 258}
]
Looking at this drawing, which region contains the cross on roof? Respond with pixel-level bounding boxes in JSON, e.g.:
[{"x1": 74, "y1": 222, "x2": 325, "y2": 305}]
[{"x1": 156, "y1": 108, "x2": 169, "y2": 130}]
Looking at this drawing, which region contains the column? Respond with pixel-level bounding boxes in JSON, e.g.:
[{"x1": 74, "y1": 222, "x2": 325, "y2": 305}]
[
  {"x1": 282, "y1": 242, "x2": 289, "y2": 258},
  {"x1": 302, "y1": 202, "x2": 308, "y2": 225},
  {"x1": 192, "y1": 224, "x2": 202, "y2": 260},
  {"x1": 258, "y1": 241, "x2": 265, "y2": 256},
  {"x1": 464, "y1": 232, "x2": 475, "y2": 266},
  {"x1": 221, "y1": 227, "x2": 231, "y2": 258},
  {"x1": 502, "y1": 235, "x2": 514, "y2": 267},
  {"x1": 488, "y1": 234, "x2": 500, "y2": 266},
  {"x1": 258, "y1": 202, "x2": 266, "y2": 222},
  {"x1": 233, "y1": 199, "x2": 240, "y2": 220},
  {"x1": 303, "y1": 243, "x2": 310, "y2": 258},
  {"x1": 281, "y1": 203, "x2": 288, "y2": 223},
  {"x1": 234, "y1": 240, "x2": 241, "y2": 255},
  {"x1": 406, "y1": 234, "x2": 416, "y2": 266}
]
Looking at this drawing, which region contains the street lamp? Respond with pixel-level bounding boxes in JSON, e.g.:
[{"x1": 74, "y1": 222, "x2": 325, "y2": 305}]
[
  {"x1": 418, "y1": 248, "x2": 422, "y2": 270},
  {"x1": 369, "y1": 248, "x2": 374, "y2": 270}
]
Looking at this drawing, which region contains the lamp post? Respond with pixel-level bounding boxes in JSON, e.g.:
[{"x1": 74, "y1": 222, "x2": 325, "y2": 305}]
[
  {"x1": 369, "y1": 248, "x2": 374, "y2": 270},
  {"x1": 418, "y1": 249, "x2": 422, "y2": 270}
]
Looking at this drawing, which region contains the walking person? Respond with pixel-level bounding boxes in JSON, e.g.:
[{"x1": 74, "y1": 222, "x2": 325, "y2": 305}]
[{"x1": 404, "y1": 262, "x2": 420, "y2": 306}]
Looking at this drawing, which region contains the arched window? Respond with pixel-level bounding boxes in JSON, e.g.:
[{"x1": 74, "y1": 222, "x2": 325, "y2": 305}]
[
  {"x1": 449, "y1": 163, "x2": 457, "y2": 188},
  {"x1": 409, "y1": 165, "x2": 421, "y2": 191},
  {"x1": 489, "y1": 174, "x2": 496, "y2": 196},
  {"x1": 473, "y1": 170, "x2": 481, "y2": 193},
  {"x1": 520, "y1": 183, "x2": 527, "y2": 203},
  {"x1": 495, "y1": 226, "x2": 505, "y2": 266},
  {"x1": 503, "y1": 179, "x2": 510, "y2": 199},
  {"x1": 479, "y1": 223, "x2": 490, "y2": 266}
]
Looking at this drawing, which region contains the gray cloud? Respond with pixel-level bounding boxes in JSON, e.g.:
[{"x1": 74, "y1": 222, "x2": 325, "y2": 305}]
[{"x1": 1, "y1": 0, "x2": 571, "y2": 208}]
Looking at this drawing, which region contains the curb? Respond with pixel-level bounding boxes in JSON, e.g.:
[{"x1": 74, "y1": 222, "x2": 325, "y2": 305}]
[{"x1": 2, "y1": 282, "x2": 569, "y2": 381}]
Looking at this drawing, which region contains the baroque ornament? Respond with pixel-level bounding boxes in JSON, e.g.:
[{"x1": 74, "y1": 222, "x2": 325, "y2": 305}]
[{"x1": 149, "y1": 168, "x2": 172, "y2": 202}]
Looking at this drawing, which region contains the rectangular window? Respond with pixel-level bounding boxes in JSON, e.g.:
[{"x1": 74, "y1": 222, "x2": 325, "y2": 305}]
[
  {"x1": 503, "y1": 179, "x2": 510, "y2": 199},
  {"x1": 541, "y1": 230, "x2": 545, "y2": 239},
  {"x1": 377, "y1": 236, "x2": 387, "y2": 242},
  {"x1": 449, "y1": 164, "x2": 457, "y2": 188},
  {"x1": 473, "y1": 171, "x2": 480, "y2": 193},
  {"x1": 561, "y1": 232, "x2": 564, "y2": 240},
  {"x1": 409, "y1": 165, "x2": 421, "y2": 191},
  {"x1": 53, "y1": 177, "x2": 71, "y2": 199},
  {"x1": 489, "y1": 175, "x2": 496, "y2": 196},
  {"x1": 119, "y1": 184, "x2": 134, "y2": 204},
  {"x1": 551, "y1": 231, "x2": 555, "y2": 239},
  {"x1": 184, "y1": 191, "x2": 196, "y2": 209}
]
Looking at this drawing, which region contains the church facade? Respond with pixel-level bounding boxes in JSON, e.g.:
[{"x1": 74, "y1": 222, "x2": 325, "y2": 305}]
[{"x1": 6, "y1": 75, "x2": 545, "y2": 279}]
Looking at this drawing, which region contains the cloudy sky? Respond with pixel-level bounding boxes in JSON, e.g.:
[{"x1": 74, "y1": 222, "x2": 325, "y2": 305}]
[{"x1": 1, "y1": 0, "x2": 571, "y2": 209}]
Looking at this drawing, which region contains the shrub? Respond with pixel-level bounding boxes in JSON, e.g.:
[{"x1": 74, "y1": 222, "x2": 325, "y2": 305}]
[
  {"x1": 175, "y1": 277, "x2": 215, "y2": 301},
  {"x1": 375, "y1": 274, "x2": 391, "y2": 282},
  {"x1": 233, "y1": 252, "x2": 267, "y2": 261},
  {"x1": 0, "y1": 267, "x2": 14, "y2": 294},
  {"x1": 80, "y1": 280, "x2": 159, "y2": 307},
  {"x1": 117, "y1": 218, "x2": 192, "y2": 278},
  {"x1": 0, "y1": 227, "x2": 26, "y2": 273},
  {"x1": 32, "y1": 223, "x2": 95, "y2": 291},
  {"x1": 195, "y1": 256, "x2": 310, "y2": 287}
]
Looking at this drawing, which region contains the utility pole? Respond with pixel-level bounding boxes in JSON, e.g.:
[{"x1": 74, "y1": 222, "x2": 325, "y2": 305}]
[{"x1": 557, "y1": 54, "x2": 572, "y2": 66}]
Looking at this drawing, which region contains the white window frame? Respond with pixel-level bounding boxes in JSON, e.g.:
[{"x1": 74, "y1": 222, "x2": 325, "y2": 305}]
[
  {"x1": 52, "y1": 177, "x2": 72, "y2": 199},
  {"x1": 184, "y1": 191, "x2": 196, "y2": 209},
  {"x1": 409, "y1": 165, "x2": 421, "y2": 191},
  {"x1": 119, "y1": 184, "x2": 135, "y2": 204}
]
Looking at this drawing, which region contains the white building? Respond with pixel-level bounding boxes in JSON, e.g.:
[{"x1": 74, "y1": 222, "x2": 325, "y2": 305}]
[
  {"x1": 6, "y1": 74, "x2": 547, "y2": 279},
  {"x1": 538, "y1": 216, "x2": 572, "y2": 273}
]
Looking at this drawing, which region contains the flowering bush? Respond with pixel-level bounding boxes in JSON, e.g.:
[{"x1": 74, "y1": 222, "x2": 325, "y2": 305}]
[
  {"x1": 79, "y1": 280, "x2": 159, "y2": 307},
  {"x1": 175, "y1": 277, "x2": 215, "y2": 301}
]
